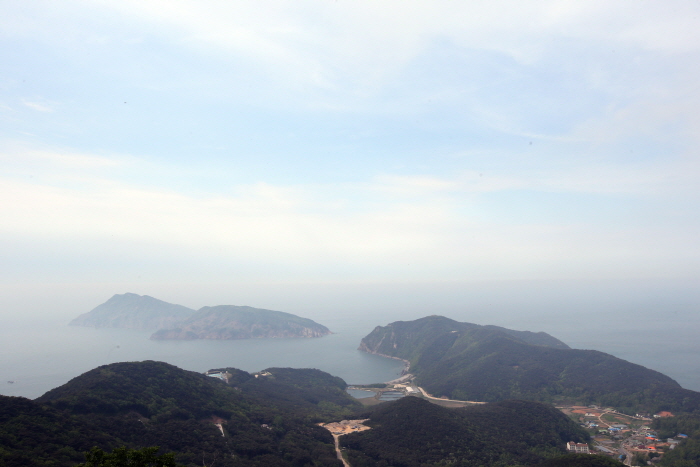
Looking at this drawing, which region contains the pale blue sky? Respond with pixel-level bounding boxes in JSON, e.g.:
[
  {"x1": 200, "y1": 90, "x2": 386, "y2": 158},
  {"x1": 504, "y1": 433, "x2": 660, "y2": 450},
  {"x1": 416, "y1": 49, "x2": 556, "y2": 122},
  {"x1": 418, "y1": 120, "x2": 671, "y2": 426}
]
[{"x1": 1, "y1": 1, "x2": 699, "y2": 313}]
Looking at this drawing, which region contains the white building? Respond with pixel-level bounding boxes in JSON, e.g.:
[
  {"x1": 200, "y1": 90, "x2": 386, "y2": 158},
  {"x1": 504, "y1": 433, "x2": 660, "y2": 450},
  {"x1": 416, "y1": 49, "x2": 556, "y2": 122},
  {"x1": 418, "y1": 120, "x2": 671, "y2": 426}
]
[{"x1": 566, "y1": 442, "x2": 590, "y2": 454}]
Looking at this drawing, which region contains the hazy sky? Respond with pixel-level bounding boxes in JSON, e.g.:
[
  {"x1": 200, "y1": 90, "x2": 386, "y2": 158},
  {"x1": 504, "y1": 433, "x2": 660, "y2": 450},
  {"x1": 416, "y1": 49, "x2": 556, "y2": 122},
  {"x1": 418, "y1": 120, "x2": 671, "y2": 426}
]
[{"x1": 2, "y1": 1, "x2": 699, "y2": 314}]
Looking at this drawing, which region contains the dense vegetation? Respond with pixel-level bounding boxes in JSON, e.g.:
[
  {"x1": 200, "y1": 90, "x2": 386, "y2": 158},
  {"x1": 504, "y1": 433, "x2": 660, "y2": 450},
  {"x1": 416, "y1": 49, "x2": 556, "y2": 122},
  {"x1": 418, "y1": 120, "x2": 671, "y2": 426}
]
[
  {"x1": 359, "y1": 316, "x2": 568, "y2": 363},
  {"x1": 657, "y1": 437, "x2": 700, "y2": 466},
  {"x1": 529, "y1": 454, "x2": 625, "y2": 467},
  {"x1": 651, "y1": 415, "x2": 700, "y2": 466},
  {"x1": 76, "y1": 446, "x2": 182, "y2": 467},
  {"x1": 340, "y1": 396, "x2": 589, "y2": 467},
  {"x1": 150, "y1": 305, "x2": 332, "y2": 340},
  {"x1": 221, "y1": 367, "x2": 361, "y2": 420},
  {"x1": 0, "y1": 395, "x2": 117, "y2": 465},
  {"x1": 69, "y1": 293, "x2": 195, "y2": 330},
  {"x1": 359, "y1": 316, "x2": 700, "y2": 413},
  {"x1": 71, "y1": 293, "x2": 332, "y2": 339},
  {"x1": 2, "y1": 361, "x2": 354, "y2": 466}
]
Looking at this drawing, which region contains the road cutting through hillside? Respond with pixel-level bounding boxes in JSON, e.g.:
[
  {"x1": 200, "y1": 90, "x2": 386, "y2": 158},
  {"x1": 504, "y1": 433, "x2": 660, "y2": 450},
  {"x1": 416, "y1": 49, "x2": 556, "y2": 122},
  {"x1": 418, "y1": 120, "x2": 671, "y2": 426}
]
[
  {"x1": 319, "y1": 419, "x2": 371, "y2": 467},
  {"x1": 416, "y1": 386, "x2": 487, "y2": 404}
]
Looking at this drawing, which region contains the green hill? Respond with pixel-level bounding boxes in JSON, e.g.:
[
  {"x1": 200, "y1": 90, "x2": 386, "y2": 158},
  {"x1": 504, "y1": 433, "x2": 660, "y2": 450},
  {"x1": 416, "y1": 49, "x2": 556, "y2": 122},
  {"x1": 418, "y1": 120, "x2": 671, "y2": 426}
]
[
  {"x1": 216, "y1": 367, "x2": 361, "y2": 419},
  {"x1": 69, "y1": 293, "x2": 195, "y2": 330},
  {"x1": 359, "y1": 316, "x2": 700, "y2": 413},
  {"x1": 0, "y1": 395, "x2": 119, "y2": 466},
  {"x1": 529, "y1": 454, "x2": 625, "y2": 467},
  {"x1": 71, "y1": 294, "x2": 333, "y2": 340},
  {"x1": 15, "y1": 361, "x2": 350, "y2": 466},
  {"x1": 340, "y1": 396, "x2": 589, "y2": 467},
  {"x1": 150, "y1": 305, "x2": 332, "y2": 340}
]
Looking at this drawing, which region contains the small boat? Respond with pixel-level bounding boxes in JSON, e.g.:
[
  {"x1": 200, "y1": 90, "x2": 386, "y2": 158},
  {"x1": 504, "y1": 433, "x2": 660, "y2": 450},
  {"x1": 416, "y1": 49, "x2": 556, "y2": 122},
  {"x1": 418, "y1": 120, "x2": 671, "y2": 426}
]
[{"x1": 7, "y1": 381, "x2": 14, "y2": 384}]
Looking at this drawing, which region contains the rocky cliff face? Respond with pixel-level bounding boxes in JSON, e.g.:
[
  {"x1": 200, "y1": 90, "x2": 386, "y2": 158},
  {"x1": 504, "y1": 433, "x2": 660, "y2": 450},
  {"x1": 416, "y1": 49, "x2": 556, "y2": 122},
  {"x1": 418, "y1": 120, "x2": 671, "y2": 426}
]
[
  {"x1": 150, "y1": 305, "x2": 332, "y2": 340},
  {"x1": 69, "y1": 293, "x2": 195, "y2": 331}
]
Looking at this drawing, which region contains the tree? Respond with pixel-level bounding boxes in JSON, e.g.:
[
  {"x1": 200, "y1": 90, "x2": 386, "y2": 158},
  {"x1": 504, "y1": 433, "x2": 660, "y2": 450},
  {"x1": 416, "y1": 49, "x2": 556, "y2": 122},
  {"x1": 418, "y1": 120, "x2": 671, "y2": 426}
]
[{"x1": 76, "y1": 446, "x2": 182, "y2": 467}]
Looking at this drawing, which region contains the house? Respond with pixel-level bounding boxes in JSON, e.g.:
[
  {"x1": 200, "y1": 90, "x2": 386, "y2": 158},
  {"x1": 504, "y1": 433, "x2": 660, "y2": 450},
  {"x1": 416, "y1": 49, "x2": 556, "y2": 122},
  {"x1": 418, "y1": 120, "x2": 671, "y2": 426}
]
[{"x1": 567, "y1": 442, "x2": 590, "y2": 454}]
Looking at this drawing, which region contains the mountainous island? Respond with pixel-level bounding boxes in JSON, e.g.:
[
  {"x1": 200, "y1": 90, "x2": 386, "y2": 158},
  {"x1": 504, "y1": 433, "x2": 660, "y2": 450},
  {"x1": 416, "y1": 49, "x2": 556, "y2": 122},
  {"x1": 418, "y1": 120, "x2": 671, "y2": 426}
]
[
  {"x1": 359, "y1": 315, "x2": 700, "y2": 414},
  {"x1": 8, "y1": 313, "x2": 700, "y2": 466},
  {"x1": 69, "y1": 293, "x2": 195, "y2": 331},
  {"x1": 70, "y1": 293, "x2": 332, "y2": 340},
  {"x1": 150, "y1": 305, "x2": 332, "y2": 340}
]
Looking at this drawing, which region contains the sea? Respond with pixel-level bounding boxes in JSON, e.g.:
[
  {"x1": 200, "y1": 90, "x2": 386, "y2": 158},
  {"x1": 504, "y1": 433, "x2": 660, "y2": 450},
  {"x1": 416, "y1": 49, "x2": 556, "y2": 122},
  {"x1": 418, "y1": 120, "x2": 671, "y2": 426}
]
[
  {"x1": 2, "y1": 279, "x2": 699, "y2": 400},
  {"x1": 0, "y1": 318, "x2": 406, "y2": 400}
]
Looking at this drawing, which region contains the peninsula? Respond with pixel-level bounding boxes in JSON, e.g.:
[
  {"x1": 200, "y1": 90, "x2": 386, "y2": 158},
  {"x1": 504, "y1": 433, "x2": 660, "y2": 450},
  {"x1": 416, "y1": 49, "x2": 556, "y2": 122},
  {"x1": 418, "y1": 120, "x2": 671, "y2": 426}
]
[{"x1": 359, "y1": 315, "x2": 700, "y2": 414}]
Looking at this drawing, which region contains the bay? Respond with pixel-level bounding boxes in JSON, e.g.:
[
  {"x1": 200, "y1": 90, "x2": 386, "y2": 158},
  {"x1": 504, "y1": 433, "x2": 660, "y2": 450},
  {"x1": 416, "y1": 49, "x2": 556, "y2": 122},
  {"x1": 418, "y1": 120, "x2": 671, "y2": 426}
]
[
  {"x1": 0, "y1": 318, "x2": 404, "y2": 400},
  {"x1": 2, "y1": 282, "x2": 700, "y2": 401}
]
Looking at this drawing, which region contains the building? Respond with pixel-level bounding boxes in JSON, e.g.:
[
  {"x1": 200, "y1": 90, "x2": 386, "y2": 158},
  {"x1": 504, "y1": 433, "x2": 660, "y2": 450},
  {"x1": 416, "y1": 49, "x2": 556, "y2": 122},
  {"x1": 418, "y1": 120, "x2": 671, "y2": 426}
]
[{"x1": 567, "y1": 442, "x2": 590, "y2": 454}]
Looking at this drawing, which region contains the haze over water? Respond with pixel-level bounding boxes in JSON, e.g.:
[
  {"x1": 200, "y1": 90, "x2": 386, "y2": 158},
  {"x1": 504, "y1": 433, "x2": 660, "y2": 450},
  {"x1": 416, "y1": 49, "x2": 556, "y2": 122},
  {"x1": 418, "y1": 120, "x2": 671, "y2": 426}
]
[
  {"x1": 2, "y1": 278, "x2": 698, "y2": 400},
  {"x1": 2, "y1": 2, "x2": 699, "y2": 407}
]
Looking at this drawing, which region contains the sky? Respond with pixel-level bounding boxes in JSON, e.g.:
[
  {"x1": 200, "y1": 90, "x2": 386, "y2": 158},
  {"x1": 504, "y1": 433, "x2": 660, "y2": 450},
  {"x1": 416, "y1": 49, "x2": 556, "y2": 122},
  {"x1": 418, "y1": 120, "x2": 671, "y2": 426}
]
[{"x1": 1, "y1": 1, "x2": 699, "y2": 318}]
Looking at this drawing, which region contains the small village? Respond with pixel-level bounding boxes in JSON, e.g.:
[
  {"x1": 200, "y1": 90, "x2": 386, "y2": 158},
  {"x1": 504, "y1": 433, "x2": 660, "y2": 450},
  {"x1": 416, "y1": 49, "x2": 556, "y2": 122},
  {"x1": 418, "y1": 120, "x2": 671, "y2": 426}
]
[
  {"x1": 348, "y1": 377, "x2": 691, "y2": 465},
  {"x1": 560, "y1": 405, "x2": 688, "y2": 465},
  {"x1": 206, "y1": 367, "x2": 690, "y2": 466}
]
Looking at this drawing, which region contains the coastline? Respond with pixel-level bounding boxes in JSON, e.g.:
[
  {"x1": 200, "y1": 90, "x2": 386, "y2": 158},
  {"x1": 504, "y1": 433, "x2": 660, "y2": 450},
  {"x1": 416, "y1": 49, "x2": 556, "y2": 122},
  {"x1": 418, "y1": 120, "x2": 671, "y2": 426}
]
[{"x1": 357, "y1": 344, "x2": 411, "y2": 382}]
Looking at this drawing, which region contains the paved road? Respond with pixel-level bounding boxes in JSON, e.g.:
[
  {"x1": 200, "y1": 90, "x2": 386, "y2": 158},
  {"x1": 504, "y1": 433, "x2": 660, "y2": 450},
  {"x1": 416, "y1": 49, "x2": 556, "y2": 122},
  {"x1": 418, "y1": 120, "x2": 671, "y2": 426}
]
[{"x1": 416, "y1": 386, "x2": 486, "y2": 404}]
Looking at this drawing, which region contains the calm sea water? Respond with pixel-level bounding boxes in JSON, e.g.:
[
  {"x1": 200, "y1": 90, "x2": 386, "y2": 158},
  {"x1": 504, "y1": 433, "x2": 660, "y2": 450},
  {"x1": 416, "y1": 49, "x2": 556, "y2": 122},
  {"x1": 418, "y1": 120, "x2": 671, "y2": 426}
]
[
  {"x1": 0, "y1": 318, "x2": 405, "y2": 399},
  {"x1": 2, "y1": 283, "x2": 699, "y2": 399}
]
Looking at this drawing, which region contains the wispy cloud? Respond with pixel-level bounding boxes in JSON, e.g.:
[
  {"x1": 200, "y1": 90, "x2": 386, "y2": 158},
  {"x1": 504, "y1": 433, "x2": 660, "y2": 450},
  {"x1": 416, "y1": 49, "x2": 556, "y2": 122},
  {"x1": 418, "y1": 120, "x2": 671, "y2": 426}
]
[
  {"x1": 0, "y1": 1, "x2": 698, "y2": 287},
  {"x1": 1, "y1": 143, "x2": 697, "y2": 283},
  {"x1": 22, "y1": 100, "x2": 54, "y2": 112}
]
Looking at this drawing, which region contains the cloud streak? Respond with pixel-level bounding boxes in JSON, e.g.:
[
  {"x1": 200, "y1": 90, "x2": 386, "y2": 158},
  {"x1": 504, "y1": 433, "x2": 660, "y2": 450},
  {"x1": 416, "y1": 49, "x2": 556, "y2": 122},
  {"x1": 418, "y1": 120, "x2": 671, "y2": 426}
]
[{"x1": 0, "y1": 0, "x2": 698, "y2": 290}]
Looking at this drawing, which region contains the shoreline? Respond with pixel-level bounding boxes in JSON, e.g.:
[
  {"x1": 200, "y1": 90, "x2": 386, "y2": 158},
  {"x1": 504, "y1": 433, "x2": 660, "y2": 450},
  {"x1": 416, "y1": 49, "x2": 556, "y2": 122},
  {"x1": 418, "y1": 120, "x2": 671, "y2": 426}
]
[{"x1": 357, "y1": 346, "x2": 411, "y2": 382}]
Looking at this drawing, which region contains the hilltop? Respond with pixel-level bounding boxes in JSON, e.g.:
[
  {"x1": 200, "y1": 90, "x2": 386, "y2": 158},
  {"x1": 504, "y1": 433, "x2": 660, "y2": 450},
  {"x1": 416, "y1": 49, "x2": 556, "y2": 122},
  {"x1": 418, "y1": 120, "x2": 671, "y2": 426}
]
[
  {"x1": 0, "y1": 360, "x2": 614, "y2": 467},
  {"x1": 340, "y1": 396, "x2": 589, "y2": 467},
  {"x1": 70, "y1": 293, "x2": 332, "y2": 340},
  {"x1": 150, "y1": 305, "x2": 332, "y2": 340},
  {"x1": 359, "y1": 315, "x2": 700, "y2": 414},
  {"x1": 11, "y1": 360, "x2": 356, "y2": 466},
  {"x1": 69, "y1": 293, "x2": 195, "y2": 330}
]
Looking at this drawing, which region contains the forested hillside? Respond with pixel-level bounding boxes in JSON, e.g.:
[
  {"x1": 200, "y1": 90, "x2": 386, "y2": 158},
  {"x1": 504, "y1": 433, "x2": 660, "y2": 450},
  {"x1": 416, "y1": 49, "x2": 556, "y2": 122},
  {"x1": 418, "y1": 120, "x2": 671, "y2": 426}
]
[
  {"x1": 359, "y1": 316, "x2": 700, "y2": 414},
  {"x1": 69, "y1": 293, "x2": 195, "y2": 330},
  {"x1": 651, "y1": 414, "x2": 700, "y2": 466},
  {"x1": 151, "y1": 305, "x2": 332, "y2": 340},
  {"x1": 3, "y1": 361, "x2": 351, "y2": 466},
  {"x1": 5, "y1": 356, "x2": 696, "y2": 466},
  {"x1": 340, "y1": 396, "x2": 589, "y2": 467},
  {"x1": 529, "y1": 454, "x2": 625, "y2": 467}
]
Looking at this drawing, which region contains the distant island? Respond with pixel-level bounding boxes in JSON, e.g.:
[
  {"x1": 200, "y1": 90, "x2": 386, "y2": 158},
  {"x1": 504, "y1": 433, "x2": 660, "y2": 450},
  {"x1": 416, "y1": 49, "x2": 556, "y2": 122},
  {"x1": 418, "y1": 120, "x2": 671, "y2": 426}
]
[
  {"x1": 359, "y1": 315, "x2": 700, "y2": 414},
  {"x1": 69, "y1": 293, "x2": 195, "y2": 331},
  {"x1": 150, "y1": 305, "x2": 332, "y2": 340},
  {"x1": 7, "y1": 313, "x2": 700, "y2": 465},
  {"x1": 70, "y1": 293, "x2": 332, "y2": 340}
]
